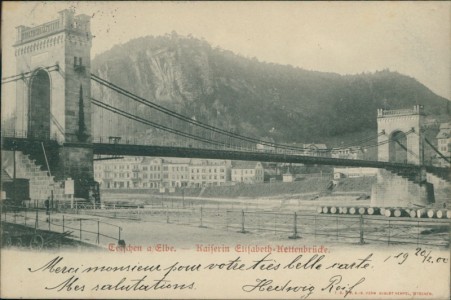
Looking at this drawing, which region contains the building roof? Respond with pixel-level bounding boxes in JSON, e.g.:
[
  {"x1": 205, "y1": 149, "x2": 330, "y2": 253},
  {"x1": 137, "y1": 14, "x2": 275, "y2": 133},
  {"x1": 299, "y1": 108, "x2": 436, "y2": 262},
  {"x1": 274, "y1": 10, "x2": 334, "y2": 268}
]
[
  {"x1": 141, "y1": 157, "x2": 162, "y2": 164},
  {"x1": 304, "y1": 143, "x2": 328, "y2": 150},
  {"x1": 264, "y1": 169, "x2": 278, "y2": 175},
  {"x1": 161, "y1": 158, "x2": 191, "y2": 164},
  {"x1": 190, "y1": 159, "x2": 228, "y2": 166},
  {"x1": 232, "y1": 161, "x2": 262, "y2": 169},
  {"x1": 287, "y1": 143, "x2": 329, "y2": 150}
]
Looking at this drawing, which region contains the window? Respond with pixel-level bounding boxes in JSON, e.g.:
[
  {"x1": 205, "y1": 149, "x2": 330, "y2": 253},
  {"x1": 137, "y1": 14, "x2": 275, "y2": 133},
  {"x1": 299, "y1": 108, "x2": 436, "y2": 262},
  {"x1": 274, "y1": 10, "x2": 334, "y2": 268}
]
[{"x1": 74, "y1": 57, "x2": 83, "y2": 67}]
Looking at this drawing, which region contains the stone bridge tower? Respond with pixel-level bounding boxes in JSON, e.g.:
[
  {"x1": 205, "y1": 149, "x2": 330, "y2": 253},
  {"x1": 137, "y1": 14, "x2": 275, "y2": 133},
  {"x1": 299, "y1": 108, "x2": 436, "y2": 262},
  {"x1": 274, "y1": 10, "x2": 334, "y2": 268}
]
[
  {"x1": 13, "y1": 9, "x2": 93, "y2": 194},
  {"x1": 372, "y1": 105, "x2": 434, "y2": 208},
  {"x1": 377, "y1": 105, "x2": 424, "y2": 165}
]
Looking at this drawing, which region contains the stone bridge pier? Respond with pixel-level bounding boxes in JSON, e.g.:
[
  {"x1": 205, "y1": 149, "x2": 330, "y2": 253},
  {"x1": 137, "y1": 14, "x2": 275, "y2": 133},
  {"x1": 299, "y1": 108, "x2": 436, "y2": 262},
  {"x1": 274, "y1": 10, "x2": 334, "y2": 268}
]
[{"x1": 372, "y1": 105, "x2": 434, "y2": 208}]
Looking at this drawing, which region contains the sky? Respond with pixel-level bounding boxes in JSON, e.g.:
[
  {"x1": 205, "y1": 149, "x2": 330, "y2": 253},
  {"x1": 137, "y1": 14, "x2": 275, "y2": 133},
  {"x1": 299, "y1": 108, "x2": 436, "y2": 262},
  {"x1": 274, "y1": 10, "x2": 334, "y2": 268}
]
[{"x1": 2, "y1": 1, "x2": 450, "y2": 100}]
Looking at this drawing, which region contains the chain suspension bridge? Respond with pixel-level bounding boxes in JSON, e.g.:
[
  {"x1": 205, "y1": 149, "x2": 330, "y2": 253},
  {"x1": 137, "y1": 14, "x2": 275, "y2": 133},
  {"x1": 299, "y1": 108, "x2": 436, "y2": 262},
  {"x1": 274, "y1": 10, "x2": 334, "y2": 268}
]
[{"x1": 1, "y1": 9, "x2": 450, "y2": 250}]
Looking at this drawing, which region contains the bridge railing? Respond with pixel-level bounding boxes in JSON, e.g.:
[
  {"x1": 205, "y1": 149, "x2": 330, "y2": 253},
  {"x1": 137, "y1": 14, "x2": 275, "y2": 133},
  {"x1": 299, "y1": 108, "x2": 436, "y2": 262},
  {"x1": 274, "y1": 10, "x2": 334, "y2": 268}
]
[
  {"x1": 1, "y1": 127, "x2": 64, "y2": 144},
  {"x1": 1, "y1": 204, "x2": 123, "y2": 248},
  {"x1": 91, "y1": 135, "x2": 262, "y2": 153}
]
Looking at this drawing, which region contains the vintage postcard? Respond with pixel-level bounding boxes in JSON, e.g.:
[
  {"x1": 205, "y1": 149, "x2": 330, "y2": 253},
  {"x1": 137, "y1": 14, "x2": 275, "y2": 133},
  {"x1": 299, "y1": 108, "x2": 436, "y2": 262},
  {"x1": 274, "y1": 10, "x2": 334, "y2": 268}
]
[{"x1": 1, "y1": 1, "x2": 450, "y2": 299}]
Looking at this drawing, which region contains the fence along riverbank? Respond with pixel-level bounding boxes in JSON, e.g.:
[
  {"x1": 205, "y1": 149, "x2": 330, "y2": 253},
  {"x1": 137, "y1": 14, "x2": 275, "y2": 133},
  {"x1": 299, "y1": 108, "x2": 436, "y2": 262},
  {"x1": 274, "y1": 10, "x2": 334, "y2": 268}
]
[{"x1": 58, "y1": 204, "x2": 450, "y2": 248}]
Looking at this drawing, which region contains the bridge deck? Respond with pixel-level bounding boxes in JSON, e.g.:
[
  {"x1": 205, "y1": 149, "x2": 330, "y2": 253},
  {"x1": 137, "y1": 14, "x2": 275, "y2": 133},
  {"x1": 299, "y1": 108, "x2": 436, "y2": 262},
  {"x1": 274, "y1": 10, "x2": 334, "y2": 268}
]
[{"x1": 1, "y1": 137, "x2": 449, "y2": 178}]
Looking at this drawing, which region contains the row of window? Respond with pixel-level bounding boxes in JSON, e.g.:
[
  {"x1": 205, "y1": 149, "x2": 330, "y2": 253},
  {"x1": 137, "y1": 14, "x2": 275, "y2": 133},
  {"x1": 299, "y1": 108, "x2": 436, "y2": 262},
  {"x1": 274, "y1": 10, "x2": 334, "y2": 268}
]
[
  {"x1": 104, "y1": 179, "x2": 229, "y2": 189},
  {"x1": 191, "y1": 175, "x2": 225, "y2": 180},
  {"x1": 232, "y1": 169, "x2": 262, "y2": 175},
  {"x1": 143, "y1": 174, "x2": 161, "y2": 179},
  {"x1": 97, "y1": 168, "x2": 260, "y2": 178},
  {"x1": 98, "y1": 168, "x2": 252, "y2": 172},
  {"x1": 142, "y1": 182, "x2": 160, "y2": 188},
  {"x1": 142, "y1": 166, "x2": 161, "y2": 171},
  {"x1": 191, "y1": 168, "x2": 225, "y2": 173},
  {"x1": 233, "y1": 176, "x2": 264, "y2": 182},
  {"x1": 97, "y1": 164, "x2": 228, "y2": 173}
]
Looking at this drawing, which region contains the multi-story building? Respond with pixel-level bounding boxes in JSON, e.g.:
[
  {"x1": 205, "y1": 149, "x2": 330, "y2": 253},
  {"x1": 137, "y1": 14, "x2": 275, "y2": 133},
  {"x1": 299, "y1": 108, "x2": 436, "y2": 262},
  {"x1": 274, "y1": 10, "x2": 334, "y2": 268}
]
[
  {"x1": 189, "y1": 159, "x2": 231, "y2": 187},
  {"x1": 96, "y1": 157, "x2": 265, "y2": 189},
  {"x1": 162, "y1": 158, "x2": 190, "y2": 188},
  {"x1": 256, "y1": 137, "x2": 276, "y2": 152},
  {"x1": 282, "y1": 143, "x2": 330, "y2": 157},
  {"x1": 280, "y1": 142, "x2": 304, "y2": 155},
  {"x1": 141, "y1": 158, "x2": 162, "y2": 189},
  {"x1": 331, "y1": 146, "x2": 364, "y2": 160},
  {"x1": 94, "y1": 156, "x2": 143, "y2": 189},
  {"x1": 231, "y1": 161, "x2": 264, "y2": 184},
  {"x1": 94, "y1": 156, "x2": 162, "y2": 189},
  {"x1": 303, "y1": 143, "x2": 329, "y2": 157}
]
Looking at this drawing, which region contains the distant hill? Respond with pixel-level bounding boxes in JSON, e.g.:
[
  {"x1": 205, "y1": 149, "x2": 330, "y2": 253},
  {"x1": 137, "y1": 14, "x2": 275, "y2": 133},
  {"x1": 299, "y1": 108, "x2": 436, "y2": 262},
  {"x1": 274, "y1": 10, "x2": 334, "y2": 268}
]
[{"x1": 91, "y1": 33, "x2": 450, "y2": 147}]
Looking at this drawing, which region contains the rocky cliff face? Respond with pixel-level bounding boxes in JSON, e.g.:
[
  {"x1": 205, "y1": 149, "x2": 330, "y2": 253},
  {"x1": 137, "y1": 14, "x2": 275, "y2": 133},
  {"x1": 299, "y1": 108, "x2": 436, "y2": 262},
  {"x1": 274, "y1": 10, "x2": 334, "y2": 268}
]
[{"x1": 90, "y1": 33, "x2": 450, "y2": 145}]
